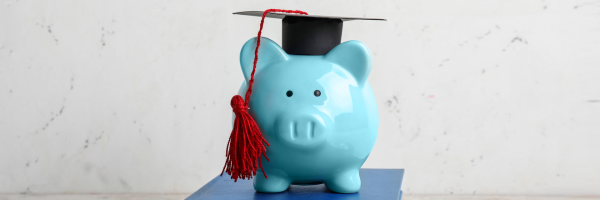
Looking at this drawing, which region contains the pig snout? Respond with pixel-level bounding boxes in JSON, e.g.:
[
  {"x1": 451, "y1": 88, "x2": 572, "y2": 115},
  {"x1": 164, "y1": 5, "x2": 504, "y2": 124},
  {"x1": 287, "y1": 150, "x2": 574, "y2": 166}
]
[{"x1": 275, "y1": 112, "x2": 327, "y2": 148}]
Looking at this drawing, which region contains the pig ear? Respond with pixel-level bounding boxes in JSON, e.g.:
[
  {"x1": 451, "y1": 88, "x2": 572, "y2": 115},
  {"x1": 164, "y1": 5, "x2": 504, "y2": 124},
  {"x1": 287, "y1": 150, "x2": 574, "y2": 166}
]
[
  {"x1": 325, "y1": 40, "x2": 372, "y2": 86},
  {"x1": 240, "y1": 37, "x2": 288, "y2": 81}
]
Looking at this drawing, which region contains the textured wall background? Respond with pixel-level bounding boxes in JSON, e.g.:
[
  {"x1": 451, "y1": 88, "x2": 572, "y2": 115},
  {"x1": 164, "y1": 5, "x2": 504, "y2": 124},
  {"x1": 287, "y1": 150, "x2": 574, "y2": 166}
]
[{"x1": 1, "y1": 0, "x2": 600, "y2": 195}]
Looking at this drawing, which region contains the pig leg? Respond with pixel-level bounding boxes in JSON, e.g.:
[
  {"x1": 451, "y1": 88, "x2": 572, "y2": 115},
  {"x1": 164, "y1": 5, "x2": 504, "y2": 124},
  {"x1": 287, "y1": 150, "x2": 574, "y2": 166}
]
[
  {"x1": 324, "y1": 169, "x2": 361, "y2": 193},
  {"x1": 253, "y1": 170, "x2": 291, "y2": 193}
]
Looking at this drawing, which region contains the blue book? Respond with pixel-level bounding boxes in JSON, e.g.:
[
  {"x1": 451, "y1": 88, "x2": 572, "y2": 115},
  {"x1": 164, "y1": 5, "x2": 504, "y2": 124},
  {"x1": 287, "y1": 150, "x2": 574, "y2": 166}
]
[{"x1": 186, "y1": 169, "x2": 404, "y2": 200}]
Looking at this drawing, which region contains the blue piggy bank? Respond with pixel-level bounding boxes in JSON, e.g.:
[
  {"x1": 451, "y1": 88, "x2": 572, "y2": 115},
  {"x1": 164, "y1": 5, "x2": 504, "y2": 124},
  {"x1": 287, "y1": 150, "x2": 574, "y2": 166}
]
[{"x1": 236, "y1": 37, "x2": 379, "y2": 193}]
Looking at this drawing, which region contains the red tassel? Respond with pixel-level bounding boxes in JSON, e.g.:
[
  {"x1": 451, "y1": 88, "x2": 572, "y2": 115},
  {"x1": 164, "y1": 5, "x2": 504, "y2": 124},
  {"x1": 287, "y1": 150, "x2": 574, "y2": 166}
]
[
  {"x1": 221, "y1": 9, "x2": 308, "y2": 182},
  {"x1": 221, "y1": 95, "x2": 270, "y2": 181}
]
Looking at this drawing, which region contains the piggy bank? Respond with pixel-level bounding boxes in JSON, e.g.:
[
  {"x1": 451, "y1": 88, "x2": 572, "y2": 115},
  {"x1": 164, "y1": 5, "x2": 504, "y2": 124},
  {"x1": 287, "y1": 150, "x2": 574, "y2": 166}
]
[{"x1": 236, "y1": 37, "x2": 379, "y2": 193}]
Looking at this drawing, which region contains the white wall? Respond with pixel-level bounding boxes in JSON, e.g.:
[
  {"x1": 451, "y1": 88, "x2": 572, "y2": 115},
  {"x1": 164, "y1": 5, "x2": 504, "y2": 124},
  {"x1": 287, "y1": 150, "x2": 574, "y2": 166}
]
[{"x1": 1, "y1": 0, "x2": 599, "y2": 195}]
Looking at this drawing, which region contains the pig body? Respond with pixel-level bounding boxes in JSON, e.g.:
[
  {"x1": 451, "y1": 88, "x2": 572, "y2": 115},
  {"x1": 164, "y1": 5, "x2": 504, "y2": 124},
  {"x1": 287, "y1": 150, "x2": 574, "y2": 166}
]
[{"x1": 236, "y1": 37, "x2": 378, "y2": 193}]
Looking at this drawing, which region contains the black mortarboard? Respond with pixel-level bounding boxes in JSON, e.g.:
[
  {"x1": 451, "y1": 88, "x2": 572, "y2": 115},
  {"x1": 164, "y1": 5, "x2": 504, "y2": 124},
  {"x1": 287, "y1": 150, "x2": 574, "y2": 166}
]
[{"x1": 233, "y1": 11, "x2": 385, "y2": 55}]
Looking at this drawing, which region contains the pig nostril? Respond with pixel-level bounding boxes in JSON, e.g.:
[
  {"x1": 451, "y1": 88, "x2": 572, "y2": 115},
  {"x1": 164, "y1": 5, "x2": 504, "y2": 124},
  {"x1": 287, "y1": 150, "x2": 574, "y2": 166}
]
[
  {"x1": 286, "y1": 90, "x2": 293, "y2": 97},
  {"x1": 309, "y1": 121, "x2": 315, "y2": 139},
  {"x1": 291, "y1": 122, "x2": 297, "y2": 139}
]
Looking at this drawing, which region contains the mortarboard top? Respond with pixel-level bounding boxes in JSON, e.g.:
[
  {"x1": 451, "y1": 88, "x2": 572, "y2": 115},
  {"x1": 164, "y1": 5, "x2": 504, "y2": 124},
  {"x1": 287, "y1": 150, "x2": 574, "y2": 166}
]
[{"x1": 234, "y1": 11, "x2": 386, "y2": 55}]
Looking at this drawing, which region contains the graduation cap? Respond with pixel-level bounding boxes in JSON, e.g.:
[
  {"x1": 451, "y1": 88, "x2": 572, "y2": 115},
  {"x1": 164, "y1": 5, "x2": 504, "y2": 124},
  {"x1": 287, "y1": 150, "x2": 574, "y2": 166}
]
[
  {"x1": 233, "y1": 11, "x2": 385, "y2": 55},
  {"x1": 221, "y1": 9, "x2": 385, "y2": 182}
]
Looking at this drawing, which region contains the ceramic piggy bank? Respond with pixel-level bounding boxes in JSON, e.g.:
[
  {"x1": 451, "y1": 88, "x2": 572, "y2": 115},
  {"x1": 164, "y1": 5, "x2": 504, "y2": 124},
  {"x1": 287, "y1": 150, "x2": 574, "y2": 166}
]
[{"x1": 236, "y1": 37, "x2": 379, "y2": 193}]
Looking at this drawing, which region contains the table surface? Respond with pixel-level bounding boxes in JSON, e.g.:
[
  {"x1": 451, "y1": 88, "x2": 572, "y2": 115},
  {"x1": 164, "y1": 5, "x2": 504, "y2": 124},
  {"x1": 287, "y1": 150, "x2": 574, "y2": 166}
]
[
  {"x1": 186, "y1": 168, "x2": 404, "y2": 200},
  {"x1": 1, "y1": 194, "x2": 600, "y2": 200}
]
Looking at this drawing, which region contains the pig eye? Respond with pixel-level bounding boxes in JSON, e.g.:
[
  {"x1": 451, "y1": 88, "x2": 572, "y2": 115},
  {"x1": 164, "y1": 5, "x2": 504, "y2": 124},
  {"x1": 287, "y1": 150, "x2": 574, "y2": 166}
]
[
  {"x1": 286, "y1": 90, "x2": 293, "y2": 97},
  {"x1": 314, "y1": 90, "x2": 321, "y2": 97}
]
